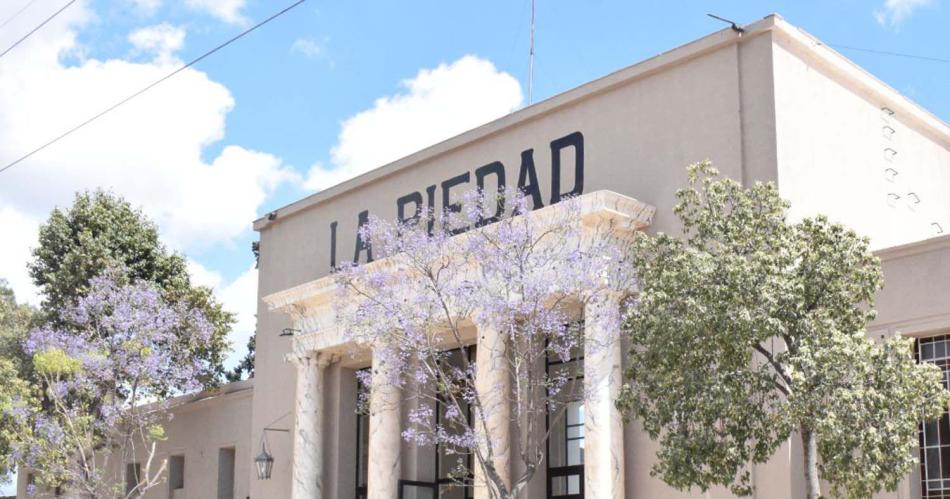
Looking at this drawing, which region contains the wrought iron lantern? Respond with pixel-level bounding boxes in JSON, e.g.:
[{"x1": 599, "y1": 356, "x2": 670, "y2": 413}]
[{"x1": 255, "y1": 441, "x2": 274, "y2": 480}]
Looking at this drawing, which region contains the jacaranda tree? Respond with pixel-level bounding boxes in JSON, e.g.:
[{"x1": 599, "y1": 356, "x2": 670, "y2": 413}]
[
  {"x1": 334, "y1": 190, "x2": 635, "y2": 499},
  {"x1": 16, "y1": 270, "x2": 213, "y2": 498},
  {"x1": 29, "y1": 190, "x2": 233, "y2": 387},
  {"x1": 618, "y1": 162, "x2": 949, "y2": 499}
]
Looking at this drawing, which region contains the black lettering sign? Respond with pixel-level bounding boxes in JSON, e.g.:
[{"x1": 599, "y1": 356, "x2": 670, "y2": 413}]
[
  {"x1": 329, "y1": 221, "x2": 338, "y2": 270},
  {"x1": 550, "y1": 131, "x2": 584, "y2": 204},
  {"x1": 441, "y1": 172, "x2": 471, "y2": 235},
  {"x1": 517, "y1": 149, "x2": 543, "y2": 212},
  {"x1": 475, "y1": 161, "x2": 505, "y2": 226},
  {"x1": 353, "y1": 210, "x2": 373, "y2": 264},
  {"x1": 397, "y1": 191, "x2": 424, "y2": 225},
  {"x1": 338, "y1": 131, "x2": 585, "y2": 268}
]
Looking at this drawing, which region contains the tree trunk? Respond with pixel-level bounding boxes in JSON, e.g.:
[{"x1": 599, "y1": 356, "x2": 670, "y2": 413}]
[{"x1": 801, "y1": 428, "x2": 820, "y2": 499}]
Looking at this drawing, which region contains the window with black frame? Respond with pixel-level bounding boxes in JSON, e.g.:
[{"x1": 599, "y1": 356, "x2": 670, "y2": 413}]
[
  {"x1": 546, "y1": 327, "x2": 585, "y2": 499},
  {"x1": 436, "y1": 347, "x2": 476, "y2": 499},
  {"x1": 919, "y1": 335, "x2": 950, "y2": 499},
  {"x1": 356, "y1": 369, "x2": 370, "y2": 499}
]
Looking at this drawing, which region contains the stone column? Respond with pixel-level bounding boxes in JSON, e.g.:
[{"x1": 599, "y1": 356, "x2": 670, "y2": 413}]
[
  {"x1": 583, "y1": 294, "x2": 625, "y2": 499},
  {"x1": 290, "y1": 351, "x2": 327, "y2": 499},
  {"x1": 473, "y1": 323, "x2": 511, "y2": 499},
  {"x1": 367, "y1": 347, "x2": 401, "y2": 499}
]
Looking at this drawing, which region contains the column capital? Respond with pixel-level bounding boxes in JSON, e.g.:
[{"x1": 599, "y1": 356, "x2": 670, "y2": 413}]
[{"x1": 286, "y1": 350, "x2": 335, "y2": 369}]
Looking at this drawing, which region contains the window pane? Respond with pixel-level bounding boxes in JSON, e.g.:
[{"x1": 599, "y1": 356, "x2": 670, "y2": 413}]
[
  {"x1": 918, "y1": 336, "x2": 950, "y2": 498},
  {"x1": 547, "y1": 331, "x2": 584, "y2": 497},
  {"x1": 568, "y1": 474, "x2": 581, "y2": 494},
  {"x1": 550, "y1": 474, "x2": 582, "y2": 497},
  {"x1": 940, "y1": 414, "x2": 950, "y2": 446},
  {"x1": 926, "y1": 420, "x2": 939, "y2": 446},
  {"x1": 567, "y1": 439, "x2": 584, "y2": 466},
  {"x1": 402, "y1": 484, "x2": 436, "y2": 499},
  {"x1": 566, "y1": 402, "x2": 584, "y2": 426},
  {"x1": 439, "y1": 483, "x2": 466, "y2": 499},
  {"x1": 928, "y1": 448, "x2": 941, "y2": 480}
]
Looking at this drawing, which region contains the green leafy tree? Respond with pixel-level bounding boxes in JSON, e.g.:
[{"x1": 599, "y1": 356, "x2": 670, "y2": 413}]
[
  {"x1": 618, "y1": 162, "x2": 950, "y2": 499},
  {"x1": 0, "y1": 358, "x2": 35, "y2": 487},
  {"x1": 225, "y1": 333, "x2": 255, "y2": 382},
  {"x1": 0, "y1": 280, "x2": 36, "y2": 375},
  {"x1": 28, "y1": 190, "x2": 234, "y2": 387}
]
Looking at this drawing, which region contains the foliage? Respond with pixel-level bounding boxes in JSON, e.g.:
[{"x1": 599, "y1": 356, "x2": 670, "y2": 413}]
[
  {"x1": 225, "y1": 334, "x2": 255, "y2": 382},
  {"x1": 617, "y1": 162, "x2": 949, "y2": 499},
  {"x1": 0, "y1": 279, "x2": 36, "y2": 377},
  {"x1": 335, "y1": 189, "x2": 634, "y2": 499},
  {"x1": 0, "y1": 358, "x2": 35, "y2": 486},
  {"x1": 15, "y1": 271, "x2": 212, "y2": 498},
  {"x1": 28, "y1": 190, "x2": 233, "y2": 387}
]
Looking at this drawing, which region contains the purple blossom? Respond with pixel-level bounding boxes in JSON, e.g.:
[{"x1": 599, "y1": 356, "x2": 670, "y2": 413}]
[
  {"x1": 334, "y1": 188, "x2": 635, "y2": 491},
  {"x1": 17, "y1": 271, "x2": 214, "y2": 493}
]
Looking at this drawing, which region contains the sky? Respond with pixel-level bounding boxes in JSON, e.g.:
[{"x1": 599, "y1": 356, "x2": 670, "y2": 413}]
[{"x1": 0, "y1": 0, "x2": 947, "y2": 388}]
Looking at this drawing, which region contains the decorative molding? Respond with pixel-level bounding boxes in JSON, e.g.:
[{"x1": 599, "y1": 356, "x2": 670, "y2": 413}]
[
  {"x1": 262, "y1": 190, "x2": 654, "y2": 355},
  {"x1": 874, "y1": 233, "x2": 950, "y2": 261},
  {"x1": 868, "y1": 312, "x2": 950, "y2": 338}
]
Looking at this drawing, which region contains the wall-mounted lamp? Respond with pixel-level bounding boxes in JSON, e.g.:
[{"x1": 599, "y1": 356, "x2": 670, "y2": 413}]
[
  {"x1": 255, "y1": 427, "x2": 289, "y2": 480},
  {"x1": 280, "y1": 328, "x2": 300, "y2": 337},
  {"x1": 254, "y1": 442, "x2": 274, "y2": 480}
]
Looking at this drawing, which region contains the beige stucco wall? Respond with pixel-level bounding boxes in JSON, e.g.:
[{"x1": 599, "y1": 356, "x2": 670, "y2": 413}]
[
  {"x1": 246, "y1": 13, "x2": 950, "y2": 499},
  {"x1": 771, "y1": 25, "x2": 950, "y2": 251},
  {"x1": 251, "y1": 15, "x2": 783, "y2": 499},
  {"x1": 140, "y1": 381, "x2": 254, "y2": 499},
  {"x1": 15, "y1": 381, "x2": 254, "y2": 499}
]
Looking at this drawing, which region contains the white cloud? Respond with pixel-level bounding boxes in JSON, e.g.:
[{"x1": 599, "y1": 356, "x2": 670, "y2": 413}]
[
  {"x1": 216, "y1": 266, "x2": 258, "y2": 368},
  {"x1": 181, "y1": 260, "x2": 255, "y2": 367},
  {"x1": 186, "y1": 258, "x2": 224, "y2": 289},
  {"x1": 129, "y1": 23, "x2": 185, "y2": 63},
  {"x1": 875, "y1": 0, "x2": 934, "y2": 26},
  {"x1": 185, "y1": 0, "x2": 247, "y2": 25},
  {"x1": 0, "y1": 0, "x2": 291, "y2": 351},
  {"x1": 0, "y1": 6, "x2": 297, "y2": 252},
  {"x1": 0, "y1": 205, "x2": 42, "y2": 306},
  {"x1": 129, "y1": 0, "x2": 163, "y2": 16},
  {"x1": 290, "y1": 37, "x2": 323, "y2": 59},
  {"x1": 304, "y1": 55, "x2": 523, "y2": 191}
]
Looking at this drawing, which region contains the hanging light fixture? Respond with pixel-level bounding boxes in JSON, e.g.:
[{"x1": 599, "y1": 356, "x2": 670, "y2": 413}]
[
  {"x1": 254, "y1": 426, "x2": 288, "y2": 480},
  {"x1": 255, "y1": 440, "x2": 275, "y2": 480}
]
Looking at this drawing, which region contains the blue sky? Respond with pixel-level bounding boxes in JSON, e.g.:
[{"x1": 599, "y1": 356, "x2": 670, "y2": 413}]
[{"x1": 0, "y1": 0, "x2": 947, "y2": 376}]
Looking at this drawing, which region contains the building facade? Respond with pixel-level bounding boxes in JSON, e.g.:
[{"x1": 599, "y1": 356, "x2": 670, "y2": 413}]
[{"x1": 18, "y1": 13, "x2": 950, "y2": 499}]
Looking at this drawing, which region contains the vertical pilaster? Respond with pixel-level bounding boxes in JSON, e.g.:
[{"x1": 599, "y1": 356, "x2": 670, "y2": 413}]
[
  {"x1": 584, "y1": 294, "x2": 625, "y2": 499},
  {"x1": 368, "y1": 347, "x2": 402, "y2": 498},
  {"x1": 474, "y1": 323, "x2": 511, "y2": 499},
  {"x1": 290, "y1": 351, "x2": 326, "y2": 499}
]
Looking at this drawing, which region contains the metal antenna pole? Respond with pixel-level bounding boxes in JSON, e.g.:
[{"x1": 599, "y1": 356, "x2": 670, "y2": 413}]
[{"x1": 528, "y1": 0, "x2": 536, "y2": 104}]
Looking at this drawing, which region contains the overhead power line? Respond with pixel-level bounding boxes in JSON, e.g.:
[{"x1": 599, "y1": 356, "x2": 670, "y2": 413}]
[
  {"x1": 822, "y1": 42, "x2": 950, "y2": 64},
  {"x1": 0, "y1": 0, "x2": 307, "y2": 176},
  {"x1": 0, "y1": 0, "x2": 43, "y2": 30},
  {"x1": 0, "y1": 0, "x2": 77, "y2": 60}
]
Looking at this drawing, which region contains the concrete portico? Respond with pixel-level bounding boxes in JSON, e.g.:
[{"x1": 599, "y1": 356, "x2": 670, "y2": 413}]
[{"x1": 263, "y1": 191, "x2": 655, "y2": 498}]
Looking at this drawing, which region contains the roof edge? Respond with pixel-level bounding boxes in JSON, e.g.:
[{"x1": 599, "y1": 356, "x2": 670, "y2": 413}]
[
  {"x1": 252, "y1": 15, "x2": 777, "y2": 231},
  {"x1": 254, "y1": 13, "x2": 948, "y2": 232},
  {"x1": 875, "y1": 233, "x2": 950, "y2": 261}
]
